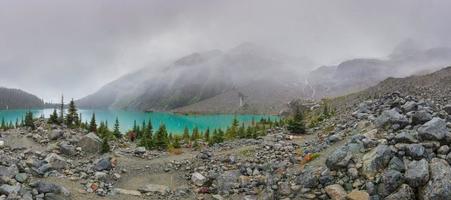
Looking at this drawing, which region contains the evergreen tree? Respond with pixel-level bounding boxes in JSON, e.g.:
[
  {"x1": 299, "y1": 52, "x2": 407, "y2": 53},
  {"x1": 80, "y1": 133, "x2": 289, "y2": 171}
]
[
  {"x1": 65, "y1": 99, "x2": 79, "y2": 127},
  {"x1": 204, "y1": 128, "x2": 210, "y2": 143},
  {"x1": 182, "y1": 126, "x2": 190, "y2": 144},
  {"x1": 113, "y1": 117, "x2": 121, "y2": 139},
  {"x1": 24, "y1": 111, "x2": 35, "y2": 129},
  {"x1": 89, "y1": 113, "x2": 97, "y2": 133},
  {"x1": 101, "y1": 138, "x2": 110, "y2": 153},
  {"x1": 191, "y1": 127, "x2": 199, "y2": 141},
  {"x1": 287, "y1": 107, "x2": 306, "y2": 134},
  {"x1": 238, "y1": 123, "x2": 246, "y2": 138},
  {"x1": 8, "y1": 121, "x2": 13, "y2": 129},
  {"x1": 225, "y1": 117, "x2": 239, "y2": 140},
  {"x1": 49, "y1": 108, "x2": 59, "y2": 124},
  {"x1": 154, "y1": 124, "x2": 169, "y2": 150},
  {"x1": 139, "y1": 119, "x2": 154, "y2": 149},
  {"x1": 172, "y1": 135, "x2": 181, "y2": 148},
  {"x1": 15, "y1": 118, "x2": 19, "y2": 128},
  {"x1": 132, "y1": 120, "x2": 137, "y2": 133},
  {"x1": 1, "y1": 117, "x2": 5, "y2": 130}
]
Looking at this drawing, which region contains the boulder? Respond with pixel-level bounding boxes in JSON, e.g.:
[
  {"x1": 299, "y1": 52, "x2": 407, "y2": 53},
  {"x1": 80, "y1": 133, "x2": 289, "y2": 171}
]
[
  {"x1": 216, "y1": 170, "x2": 240, "y2": 194},
  {"x1": 44, "y1": 153, "x2": 67, "y2": 170},
  {"x1": 418, "y1": 118, "x2": 447, "y2": 141},
  {"x1": 31, "y1": 181, "x2": 70, "y2": 196},
  {"x1": 138, "y1": 184, "x2": 170, "y2": 195},
  {"x1": 362, "y1": 144, "x2": 393, "y2": 179},
  {"x1": 406, "y1": 144, "x2": 426, "y2": 159},
  {"x1": 134, "y1": 147, "x2": 146, "y2": 154},
  {"x1": 346, "y1": 190, "x2": 369, "y2": 200},
  {"x1": 419, "y1": 158, "x2": 451, "y2": 199},
  {"x1": 404, "y1": 159, "x2": 429, "y2": 188},
  {"x1": 78, "y1": 132, "x2": 102, "y2": 153},
  {"x1": 191, "y1": 172, "x2": 207, "y2": 186},
  {"x1": 0, "y1": 164, "x2": 19, "y2": 179},
  {"x1": 444, "y1": 104, "x2": 451, "y2": 115},
  {"x1": 324, "y1": 184, "x2": 347, "y2": 200},
  {"x1": 59, "y1": 142, "x2": 76, "y2": 156},
  {"x1": 326, "y1": 146, "x2": 352, "y2": 170},
  {"x1": 412, "y1": 110, "x2": 432, "y2": 125},
  {"x1": 93, "y1": 157, "x2": 112, "y2": 171},
  {"x1": 49, "y1": 129, "x2": 63, "y2": 140},
  {"x1": 378, "y1": 170, "x2": 403, "y2": 197},
  {"x1": 375, "y1": 109, "x2": 408, "y2": 129},
  {"x1": 296, "y1": 168, "x2": 320, "y2": 188},
  {"x1": 388, "y1": 157, "x2": 405, "y2": 172},
  {"x1": 0, "y1": 184, "x2": 21, "y2": 195},
  {"x1": 402, "y1": 101, "x2": 417, "y2": 112},
  {"x1": 384, "y1": 184, "x2": 415, "y2": 200},
  {"x1": 394, "y1": 131, "x2": 418, "y2": 143}
]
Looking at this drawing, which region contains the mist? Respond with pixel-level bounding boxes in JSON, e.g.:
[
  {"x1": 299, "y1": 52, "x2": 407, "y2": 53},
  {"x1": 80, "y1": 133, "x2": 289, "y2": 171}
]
[{"x1": 1, "y1": 0, "x2": 451, "y2": 102}]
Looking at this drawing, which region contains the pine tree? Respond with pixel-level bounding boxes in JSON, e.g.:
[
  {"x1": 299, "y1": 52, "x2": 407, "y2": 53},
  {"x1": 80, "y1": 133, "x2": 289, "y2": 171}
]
[
  {"x1": 191, "y1": 127, "x2": 199, "y2": 141},
  {"x1": 204, "y1": 128, "x2": 210, "y2": 143},
  {"x1": 238, "y1": 123, "x2": 246, "y2": 138},
  {"x1": 65, "y1": 99, "x2": 78, "y2": 127},
  {"x1": 49, "y1": 108, "x2": 59, "y2": 124},
  {"x1": 172, "y1": 135, "x2": 181, "y2": 148},
  {"x1": 113, "y1": 117, "x2": 121, "y2": 139},
  {"x1": 89, "y1": 113, "x2": 97, "y2": 133},
  {"x1": 101, "y1": 138, "x2": 110, "y2": 153},
  {"x1": 287, "y1": 107, "x2": 306, "y2": 134},
  {"x1": 225, "y1": 117, "x2": 239, "y2": 140},
  {"x1": 15, "y1": 118, "x2": 19, "y2": 128},
  {"x1": 155, "y1": 124, "x2": 169, "y2": 150},
  {"x1": 182, "y1": 126, "x2": 190, "y2": 144},
  {"x1": 1, "y1": 117, "x2": 5, "y2": 130},
  {"x1": 24, "y1": 111, "x2": 35, "y2": 129},
  {"x1": 139, "y1": 119, "x2": 153, "y2": 149}
]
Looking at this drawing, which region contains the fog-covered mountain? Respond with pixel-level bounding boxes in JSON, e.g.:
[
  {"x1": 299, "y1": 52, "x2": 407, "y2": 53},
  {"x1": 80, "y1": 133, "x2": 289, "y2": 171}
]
[
  {"x1": 306, "y1": 41, "x2": 451, "y2": 99},
  {"x1": 0, "y1": 87, "x2": 44, "y2": 109},
  {"x1": 77, "y1": 43, "x2": 308, "y2": 114}
]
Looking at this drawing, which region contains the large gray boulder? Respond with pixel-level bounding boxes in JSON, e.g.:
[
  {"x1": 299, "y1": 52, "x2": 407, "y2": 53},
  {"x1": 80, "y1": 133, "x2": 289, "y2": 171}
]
[
  {"x1": 378, "y1": 170, "x2": 403, "y2": 197},
  {"x1": 44, "y1": 153, "x2": 67, "y2": 170},
  {"x1": 362, "y1": 144, "x2": 393, "y2": 179},
  {"x1": 418, "y1": 118, "x2": 448, "y2": 141},
  {"x1": 191, "y1": 172, "x2": 207, "y2": 186},
  {"x1": 412, "y1": 110, "x2": 433, "y2": 125},
  {"x1": 0, "y1": 184, "x2": 21, "y2": 195},
  {"x1": 419, "y1": 158, "x2": 451, "y2": 199},
  {"x1": 93, "y1": 157, "x2": 112, "y2": 171},
  {"x1": 31, "y1": 181, "x2": 70, "y2": 196},
  {"x1": 444, "y1": 104, "x2": 451, "y2": 115},
  {"x1": 325, "y1": 146, "x2": 352, "y2": 170},
  {"x1": 49, "y1": 129, "x2": 63, "y2": 140},
  {"x1": 78, "y1": 132, "x2": 102, "y2": 153},
  {"x1": 216, "y1": 170, "x2": 240, "y2": 194},
  {"x1": 375, "y1": 109, "x2": 409, "y2": 129},
  {"x1": 384, "y1": 184, "x2": 415, "y2": 200},
  {"x1": 406, "y1": 144, "x2": 427, "y2": 160},
  {"x1": 0, "y1": 164, "x2": 19, "y2": 179},
  {"x1": 404, "y1": 159, "x2": 429, "y2": 188},
  {"x1": 296, "y1": 167, "x2": 320, "y2": 188}
]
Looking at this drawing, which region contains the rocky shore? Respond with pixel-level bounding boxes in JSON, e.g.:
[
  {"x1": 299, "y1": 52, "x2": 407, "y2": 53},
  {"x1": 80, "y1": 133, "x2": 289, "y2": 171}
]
[{"x1": 1, "y1": 91, "x2": 450, "y2": 200}]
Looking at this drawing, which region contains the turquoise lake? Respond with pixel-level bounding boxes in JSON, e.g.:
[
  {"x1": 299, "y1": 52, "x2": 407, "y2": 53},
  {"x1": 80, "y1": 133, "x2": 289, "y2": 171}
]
[{"x1": 0, "y1": 109, "x2": 278, "y2": 134}]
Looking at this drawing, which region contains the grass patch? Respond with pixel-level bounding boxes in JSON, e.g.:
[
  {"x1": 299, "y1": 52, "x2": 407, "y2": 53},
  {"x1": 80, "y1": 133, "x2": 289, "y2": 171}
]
[{"x1": 238, "y1": 148, "x2": 256, "y2": 157}]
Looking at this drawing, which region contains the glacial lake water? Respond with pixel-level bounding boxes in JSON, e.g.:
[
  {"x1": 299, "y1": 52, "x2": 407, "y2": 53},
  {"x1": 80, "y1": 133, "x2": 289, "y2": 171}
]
[{"x1": 0, "y1": 109, "x2": 278, "y2": 134}]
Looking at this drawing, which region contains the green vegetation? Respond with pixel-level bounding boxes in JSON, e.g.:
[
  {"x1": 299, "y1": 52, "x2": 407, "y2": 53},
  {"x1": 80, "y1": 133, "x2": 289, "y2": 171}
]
[
  {"x1": 24, "y1": 111, "x2": 35, "y2": 130},
  {"x1": 65, "y1": 99, "x2": 79, "y2": 127},
  {"x1": 287, "y1": 107, "x2": 306, "y2": 134}
]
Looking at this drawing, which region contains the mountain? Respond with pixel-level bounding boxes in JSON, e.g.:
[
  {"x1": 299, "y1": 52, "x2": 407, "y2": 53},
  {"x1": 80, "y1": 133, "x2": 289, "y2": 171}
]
[
  {"x1": 306, "y1": 44, "x2": 451, "y2": 99},
  {"x1": 77, "y1": 43, "x2": 308, "y2": 114},
  {"x1": 0, "y1": 87, "x2": 44, "y2": 109}
]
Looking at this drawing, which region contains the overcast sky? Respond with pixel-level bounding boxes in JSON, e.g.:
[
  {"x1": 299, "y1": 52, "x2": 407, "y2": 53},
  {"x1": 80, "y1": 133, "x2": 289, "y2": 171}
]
[{"x1": 1, "y1": 0, "x2": 451, "y2": 102}]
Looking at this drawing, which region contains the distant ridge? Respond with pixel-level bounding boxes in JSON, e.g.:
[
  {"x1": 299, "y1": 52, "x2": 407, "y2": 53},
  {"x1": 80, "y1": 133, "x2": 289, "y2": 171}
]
[{"x1": 0, "y1": 87, "x2": 44, "y2": 109}]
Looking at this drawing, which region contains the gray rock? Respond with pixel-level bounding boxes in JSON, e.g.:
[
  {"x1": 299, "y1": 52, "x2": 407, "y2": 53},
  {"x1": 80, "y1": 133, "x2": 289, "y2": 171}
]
[
  {"x1": 0, "y1": 184, "x2": 20, "y2": 195},
  {"x1": 384, "y1": 184, "x2": 415, "y2": 200},
  {"x1": 191, "y1": 172, "x2": 207, "y2": 186},
  {"x1": 362, "y1": 144, "x2": 393, "y2": 178},
  {"x1": 406, "y1": 144, "x2": 426, "y2": 159},
  {"x1": 418, "y1": 118, "x2": 448, "y2": 141},
  {"x1": 59, "y1": 142, "x2": 76, "y2": 156},
  {"x1": 31, "y1": 181, "x2": 70, "y2": 196},
  {"x1": 412, "y1": 110, "x2": 432, "y2": 125},
  {"x1": 93, "y1": 157, "x2": 112, "y2": 171},
  {"x1": 15, "y1": 173, "x2": 28, "y2": 183},
  {"x1": 216, "y1": 170, "x2": 240, "y2": 194},
  {"x1": 0, "y1": 164, "x2": 19, "y2": 179},
  {"x1": 444, "y1": 104, "x2": 451, "y2": 115},
  {"x1": 404, "y1": 159, "x2": 429, "y2": 188},
  {"x1": 375, "y1": 109, "x2": 408, "y2": 129},
  {"x1": 278, "y1": 182, "x2": 291, "y2": 196},
  {"x1": 402, "y1": 101, "x2": 417, "y2": 112},
  {"x1": 296, "y1": 168, "x2": 319, "y2": 188},
  {"x1": 326, "y1": 146, "x2": 352, "y2": 170},
  {"x1": 138, "y1": 184, "x2": 170, "y2": 195},
  {"x1": 44, "y1": 193, "x2": 68, "y2": 200},
  {"x1": 447, "y1": 152, "x2": 451, "y2": 165},
  {"x1": 394, "y1": 131, "x2": 418, "y2": 143},
  {"x1": 437, "y1": 145, "x2": 450, "y2": 155},
  {"x1": 419, "y1": 158, "x2": 451, "y2": 199},
  {"x1": 78, "y1": 132, "x2": 102, "y2": 153},
  {"x1": 378, "y1": 170, "x2": 403, "y2": 197},
  {"x1": 134, "y1": 147, "x2": 146, "y2": 154},
  {"x1": 44, "y1": 153, "x2": 67, "y2": 170},
  {"x1": 49, "y1": 129, "x2": 63, "y2": 140},
  {"x1": 388, "y1": 157, "x2": 405, "y2": 172}
]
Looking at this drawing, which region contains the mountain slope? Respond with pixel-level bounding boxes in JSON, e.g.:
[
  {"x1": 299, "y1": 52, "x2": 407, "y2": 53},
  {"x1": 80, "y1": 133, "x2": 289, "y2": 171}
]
[
  {"x1": 77, "y1": 43, "x2": 307, "y2": 113},
  {"x1": 0, "y1": 87, "x2": 44, "y2": 109}
]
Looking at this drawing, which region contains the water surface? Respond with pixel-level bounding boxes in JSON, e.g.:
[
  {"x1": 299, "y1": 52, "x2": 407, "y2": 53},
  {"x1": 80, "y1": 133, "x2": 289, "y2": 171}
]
[{"x1": 0, "y1": 109, "x2": 278, "y2": 134}]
